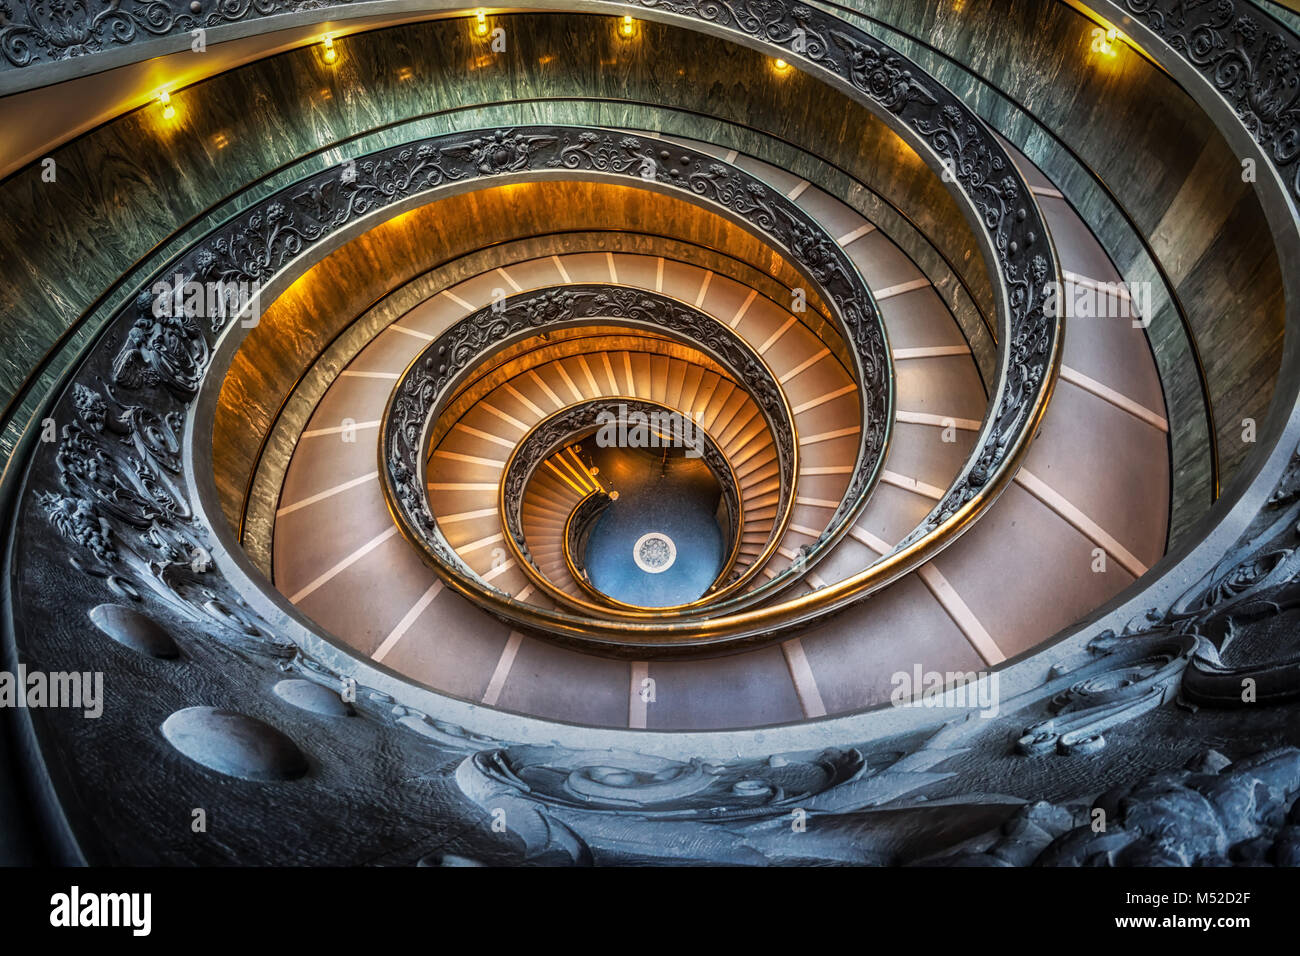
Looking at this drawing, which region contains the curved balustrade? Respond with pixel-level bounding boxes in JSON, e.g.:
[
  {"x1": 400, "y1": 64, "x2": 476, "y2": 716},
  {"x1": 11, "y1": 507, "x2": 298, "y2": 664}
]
[
  {"x1": 8, "y1": 11, "x2": 1064, "y2": 652},
  {"x1": 502, "y1": 398, "x2": 747, "y2": 610},
  {"x1": 562, "y1": 489, "x2": 615, "y2": 600},
  {"x1": 384, "y1": 283, "x2": 815, "y2": 620}
]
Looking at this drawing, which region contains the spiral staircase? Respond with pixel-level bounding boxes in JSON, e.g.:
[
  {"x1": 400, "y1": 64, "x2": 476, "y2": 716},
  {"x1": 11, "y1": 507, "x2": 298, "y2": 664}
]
[{"x1": 1, "y1": 0, "x2": 1299, "y2": 868}]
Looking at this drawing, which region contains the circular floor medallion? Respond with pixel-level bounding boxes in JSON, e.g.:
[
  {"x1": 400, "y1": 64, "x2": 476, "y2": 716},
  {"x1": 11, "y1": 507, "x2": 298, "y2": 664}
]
[{"x1": 633, "y1": 532, "x2": 677, "y2": 574}]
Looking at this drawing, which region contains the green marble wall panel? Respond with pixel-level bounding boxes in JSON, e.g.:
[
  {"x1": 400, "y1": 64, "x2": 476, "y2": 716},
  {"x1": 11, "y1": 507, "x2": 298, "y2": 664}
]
[
  {"x1": 822, "y1": 0, "x2": 1287, "y2": 542},
  {"x1": 1254, "y1": 1, "x2": 1300, "y2": 34}
]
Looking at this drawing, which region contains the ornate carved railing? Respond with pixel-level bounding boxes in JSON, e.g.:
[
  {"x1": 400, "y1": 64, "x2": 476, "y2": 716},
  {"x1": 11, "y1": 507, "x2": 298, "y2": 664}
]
[
  {"x1": 386, "y1": 285, "x2": 797, "y2": 615},
  {"x1": 1109, "y1": 1, "x2": 1300, "y2": 218},
  {"x1": 370, "y1": 126, "x2": 1057, "y2": 650},
  {"x1": 544, "y1": 131, "x2": 891, "y2": 584},
  {"x1": 15, "y1": 20, "x2": 1060, "y2": 662},
  {"x1": 563, "y1": 490, "x2": 613, "y2": 598},
  {"x1": 503, "y1": 398, "x2": 747, "y2": 611}
]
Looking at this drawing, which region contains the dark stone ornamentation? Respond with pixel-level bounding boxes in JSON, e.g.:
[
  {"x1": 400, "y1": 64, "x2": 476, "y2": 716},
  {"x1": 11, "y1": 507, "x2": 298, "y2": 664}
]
[
  {"x1": 36, "y1": 380, "x2": 289, "y2": 654},
  {"x1": 1016, "y1": 626, "x2": 1199, "y2": 757},
  {"x1": 445, "y1": 129, "x2": 558, "y2": 173},
  {"x1": 89, "y1": 602, "x2": 180, "y2": 658},
  {"x1": 830, "y1": 29, "x2": 938, "y2": 112},
  {"x1": 112, "y1": 291, "x2": 211, "y2": 397},
  {"x1": 160, "y1": 706, "x2": 309, "y2": 782},
  {"x1": 0, "y1": 0, "x2": 203, "y2": 69},
  {"x1": 273, "y1": 678, "x2": 354, "y2": 717},
  {"x1": 1033, "y1": 747, "x2": 1300, "y2": 867},
  {"x1": 1121, "y1": 0, "x2": 1300, "y2": 205},
  {"x1": 452, "y1": 733, "x2": 965, "y2": 864}
]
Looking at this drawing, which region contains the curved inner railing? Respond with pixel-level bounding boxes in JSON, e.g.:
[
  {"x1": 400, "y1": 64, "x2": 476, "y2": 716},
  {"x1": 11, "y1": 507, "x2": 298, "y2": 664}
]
[
  {"x1": 502, "y1": 398, "x2": 747, "y2": 611},
  {"x1": 385, "y1": 283, "x2": 803, "y2": 615},
  {"x1": 563, "y1": 489, "x2": 615, "y2": 599},
  {"x1": 546, "y1": 130, "x2": 891, "y2": 569}
]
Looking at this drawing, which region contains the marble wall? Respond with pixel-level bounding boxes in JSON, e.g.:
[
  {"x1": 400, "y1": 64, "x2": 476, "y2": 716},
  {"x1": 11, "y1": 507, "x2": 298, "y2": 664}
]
[{"x1": 828, "y1": 0, "x2": 1287, "y2": 538}]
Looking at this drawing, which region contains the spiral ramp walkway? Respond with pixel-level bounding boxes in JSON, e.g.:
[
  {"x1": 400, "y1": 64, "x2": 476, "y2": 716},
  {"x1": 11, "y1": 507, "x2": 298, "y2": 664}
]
[
  {"x1": 1, "y1": 1, "x2": 1296, "y2": 869},
  {"x1": 268, "y1": 138, "x2": 1169, "y2": 730}
]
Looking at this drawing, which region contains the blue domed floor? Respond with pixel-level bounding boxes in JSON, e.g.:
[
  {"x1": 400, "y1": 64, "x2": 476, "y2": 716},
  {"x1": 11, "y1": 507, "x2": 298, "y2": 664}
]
[{"x1": 581, "y1": 443, "x2": 727, "y2": 608}]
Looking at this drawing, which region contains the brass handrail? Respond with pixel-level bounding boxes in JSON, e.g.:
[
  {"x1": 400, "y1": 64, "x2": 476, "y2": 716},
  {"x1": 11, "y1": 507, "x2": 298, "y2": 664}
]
[{"x1": 563, "y1": 490, "x2": 617, "y2": 606}]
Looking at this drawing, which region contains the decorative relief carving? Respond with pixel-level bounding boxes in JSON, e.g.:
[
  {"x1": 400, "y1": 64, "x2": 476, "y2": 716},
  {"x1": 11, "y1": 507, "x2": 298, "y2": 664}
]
[
  {"x1": 1016, "y1": 626, "x2": 1199, "y2": 757},
  {"x1": 1121, "y1": 0, "x2": 1300, "y2": 204},
  {"x1": 462, "y1": 744, "x2": 870, "y2": 817},
  {"x1": 0, "y1": 0, "x2": 204, "y2": 68},
  {"x1": 450, "y1": 725, "x2": 970, "y2": 864},
  {"x1": 37, "y1": 379, "x2": 290, "y2": 652}
]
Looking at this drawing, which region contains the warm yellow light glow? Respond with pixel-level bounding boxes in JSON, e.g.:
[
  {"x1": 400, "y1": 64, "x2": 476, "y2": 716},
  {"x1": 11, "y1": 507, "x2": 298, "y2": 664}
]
[
  {"x1": 475, "y1": 9, "x2": 489, "y2": 36},
  {"x1": 1090, "y1": 23, "x2": 1124, "y2": 58},
  {"x1": 619, "y1": 14, "x2": 636, "y2": 38},
  {"x1": 322, "y1": 34, "x2": 337, "y2": 64},
  {"x1": 773, "y1": 58, "x2": 791, "y2": 73},
  {"x1": 158, "y1": 89, "x2": 176, "y2": 120}
]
